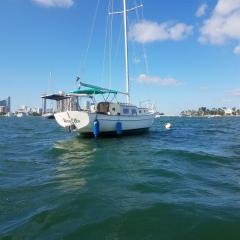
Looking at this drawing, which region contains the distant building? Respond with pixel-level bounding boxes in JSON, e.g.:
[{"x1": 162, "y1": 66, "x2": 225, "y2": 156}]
[
  {"x1": 7, "y1": 96, "x2": 11, "y2": 112},
  {"x1": 224, "y1": 108, "x2": 233, "y2": 115},
  {"x1": 17, "y1": 105, "x2": 28, "y2": 114},
  {"x1": 0, "y1": 106, "x2": 6, "y2": 114},
  {"x1": 0, "y1": 96, "x2": 11, "y2": 113},
  {"x1": 37, "y1": 108, "x2": 43, "y2": 114},
  {"x1": 31, "y1": 107, "x2": 43, "y2": 114}
]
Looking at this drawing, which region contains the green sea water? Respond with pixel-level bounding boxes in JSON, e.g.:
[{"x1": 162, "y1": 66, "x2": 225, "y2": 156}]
[{"x1": 0, "y1": 116, "x2": 240, "y2": 240}]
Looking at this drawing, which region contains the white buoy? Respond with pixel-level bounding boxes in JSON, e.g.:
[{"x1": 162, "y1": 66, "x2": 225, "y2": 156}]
[{"x1": 164, "y1": 123, "x2": 172, "y2": 129}]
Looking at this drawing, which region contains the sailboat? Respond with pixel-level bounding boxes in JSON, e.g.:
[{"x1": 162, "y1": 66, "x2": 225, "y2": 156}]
[
  {"x1": 41, "y1": 72, "x2": 55, "y2": 119},
  {"x1": 44, "y1": 0, "x2": 156, "y2": 137}
]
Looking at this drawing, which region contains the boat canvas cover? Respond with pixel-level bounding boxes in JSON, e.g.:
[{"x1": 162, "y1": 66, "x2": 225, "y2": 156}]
[
  {"x1": 41, "y1": 94, "x2": 70, "y2": 101},
  {"x1": 97, "y1": 102, "x2": 109, "y2": 113},
  {"x1": 70, "y1": 88, "x2": 117, "y2": 95},
  {"x1": 70, "y1": 82, "x2": 119, "y2": 95}
]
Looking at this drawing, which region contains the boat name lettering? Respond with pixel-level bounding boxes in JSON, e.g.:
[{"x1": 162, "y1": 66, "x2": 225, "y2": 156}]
[{"x1": 63, "y1": 118, "x2": 80, "y2": 123}]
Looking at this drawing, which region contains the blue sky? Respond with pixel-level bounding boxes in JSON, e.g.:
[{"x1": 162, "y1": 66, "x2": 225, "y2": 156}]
[{"x1": 0, "y1": 0, "x2": 240, "y2": 114}]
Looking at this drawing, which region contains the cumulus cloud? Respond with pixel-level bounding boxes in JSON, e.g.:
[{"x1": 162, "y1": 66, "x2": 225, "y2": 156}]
[
  {"x1": 137, "y1": 74, "x2": 179, "y2": 86},
  {"x1": 196, "y1": 3, "x2": 208, "y2": 17},
  {"x1": 129, "y1": 20, "x2": 193, "y2": 43},
  {"x1": 199, "y1": 86, "x2": 209, "y2": 91},
  {"x1": 32, "y1": 0, "x2": 74, "y2": 8},
  {"x1": 133, "y1": 57, "x2": 141, "y2": 64},
  {"x1": 215, "y1": 0, "x2": 240, "y2": 15},
  {"x1": 229, "y1": 88, "x2": 240, "y2": 96},
  {"x1": 199, "y1": 0, "x2": 240, "y2": 47},
  {"x1": 221, "y1": 98, "x2": 233, "y2": 103},
  {"x1": 234, "y1": 44, "x2": 240, "y2": 54}
]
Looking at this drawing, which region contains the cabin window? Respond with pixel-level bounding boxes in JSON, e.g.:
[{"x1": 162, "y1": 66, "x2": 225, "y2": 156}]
[
  {"x1": 97, "y1": 102, "x2": 109, "y2": 114},
  {"x1": 123, "y1": 108, "x2": 129, "y2": 114},
  {"x1": 132, "y1": 109, "x2": 137, "y2": 115},
  {"x1": 139, "y1": 110, "x2": 142, "y2": 114},
  {"x1": 112, "y1": 107, "x2": 116, "y2": 111}
]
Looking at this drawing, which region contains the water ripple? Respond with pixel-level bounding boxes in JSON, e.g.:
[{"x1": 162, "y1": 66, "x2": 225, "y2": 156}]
[{"x1": 1, "y1": 116, "x2": 240, "y2": 239}]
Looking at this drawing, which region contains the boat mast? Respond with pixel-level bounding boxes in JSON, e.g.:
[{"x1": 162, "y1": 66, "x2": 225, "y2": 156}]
[
  {"x1": 110, "y1": 0, "x2": 142, "y2": 104},
  {"x1": 123, "y1": 0, "x2": 130, "y2": 104}
]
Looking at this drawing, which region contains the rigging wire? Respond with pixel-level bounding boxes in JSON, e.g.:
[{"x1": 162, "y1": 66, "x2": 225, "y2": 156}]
[
  {"x1": 114, "y1": 17, "x2": 124, "y2": 95},
  {"x1": 134, "y1": 0, "x2": 149, "y2": 75},
  {"x1": 128, "y1": 13, "x2": 138, "y2": 73},
  {"x1": 113, "y1": 18, "x2": 124, "y2": 67},
  {"x1": 108, "y1": 0, "x2": 114, "y2": 89},
  {"x1": 80, "y1": 0, "x2": 100, "y2": 76},
  {"x1": 127, "y1": 15, "x2": 133, "y2": 94},
  {"x1": 100, "y1": 0, "x2": 111, "y2": 85}
]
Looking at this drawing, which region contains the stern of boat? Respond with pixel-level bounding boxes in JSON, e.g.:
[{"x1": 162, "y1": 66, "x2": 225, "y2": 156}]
[{"x1": 54, "y1": 111, "x2": 94, "y2": 131}]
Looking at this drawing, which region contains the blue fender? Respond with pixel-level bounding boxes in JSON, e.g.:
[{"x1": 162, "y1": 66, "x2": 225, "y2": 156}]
[
  {"x1": 93, "y1": 119, "x2": 100, "y2": 138},
  {"x1": 116, "y1": 122, "x2": 122, "y2": 135}
]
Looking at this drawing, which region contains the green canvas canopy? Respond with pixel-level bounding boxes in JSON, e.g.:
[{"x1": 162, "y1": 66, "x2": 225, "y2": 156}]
[
  {"x1": 70, "y1": 88, "x2": 117, "y2": 95},
  {"x1": 69, "y1": 82, "x2": 121, "y2": 95},
  {"x1": 41, "y1": 93, "x2": 70, "y2": 101}
]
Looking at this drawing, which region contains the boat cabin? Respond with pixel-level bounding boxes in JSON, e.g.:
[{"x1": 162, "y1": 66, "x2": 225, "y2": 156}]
[
  {"x1": 96, "y1": 102, "x2": 149, "y2": 116},
  {"x1": 41, "y1": 82, "x2": 152, "y2": 117},
  {"x1": 97, "y1": 102, "x2": 120, "y2": 115},
  {"x1": 41, "y1": 93, "x2": 79, "y2": 113}
]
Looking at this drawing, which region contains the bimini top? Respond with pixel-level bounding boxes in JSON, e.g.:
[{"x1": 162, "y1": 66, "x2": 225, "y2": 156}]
[
  {"x1": 69, "y1": 82, "x2": 126, "y2": 95},
  {"x1": 41, "y1": 93, "x2": 70, "y2": 101}
]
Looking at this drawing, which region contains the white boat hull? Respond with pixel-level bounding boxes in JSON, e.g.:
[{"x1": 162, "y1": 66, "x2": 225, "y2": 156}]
[
  {"x1": 55, "y1": 111, "x2": 155, "y2": 136},
  {"x1": 16, "y1": 112, "x2": 27, "y2": 118},
  {"x1": 42, "y1": 113, "x2": 55, "y2": 119}
]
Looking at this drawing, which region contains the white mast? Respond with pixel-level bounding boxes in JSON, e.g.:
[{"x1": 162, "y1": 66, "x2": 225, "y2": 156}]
[
  {"x1": 123, "y1": 0, "x2": 130, "y2": 104},
  {"x1": 110, "y1": 0, "x2": 142, "y2": 104}
]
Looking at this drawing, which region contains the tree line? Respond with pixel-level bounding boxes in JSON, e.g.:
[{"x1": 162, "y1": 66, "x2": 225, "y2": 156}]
[{"x1": 180, "y1": 107, "x2": 240, "y2": 116}]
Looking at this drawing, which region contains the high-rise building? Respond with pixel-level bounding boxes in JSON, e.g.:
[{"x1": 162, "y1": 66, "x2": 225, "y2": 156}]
[
  {"x1": 7, "y1": 96, "x2": 11, "y2": 112},
  {"x1": 0, "y1": 96, "x2": 11, "y2": 113}
]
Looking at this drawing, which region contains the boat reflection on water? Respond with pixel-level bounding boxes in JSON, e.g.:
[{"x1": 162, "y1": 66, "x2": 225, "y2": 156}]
[
  {"x1": 50, "y1": 136, "x2": 144, "y2": 195},
  {"x1": 51, "y1": 138, "x2": 99, "y2": 193},
  {"x1": 53, "y1": 137, "x2": 98, "y2": 160}
]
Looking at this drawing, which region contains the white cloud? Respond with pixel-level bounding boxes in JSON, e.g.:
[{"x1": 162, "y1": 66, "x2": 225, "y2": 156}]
[
  {"x1": 196, "y1": 3, "x2": 208, "y2": 17},
  {"x1": 215, "y1": 0, "x2": 240, "y2": 16},
  {"x1": 234, "y1": 44, "x2": 240, "y2": 54},
  {"x1": 133, "y1": 57, "x2": 141, "y2": 64},
  {"x1": 229, "y1": 88, "x2": 240, "y2": 96},
  {"x1": 199, "y1": 86, "x2": 209, "y2": 91},
  {"x1": 137, "y1": 74, "x2": 179, "y2": 86},
  {"x1": 199, "y1": 0, "x2": 240, "y2": 49},
  {"x1": 221, "y1": 98, "x2": 233, "y2": 103},
  {"x1": 129, "y1": 20, "x2": 193, "y2": 43},
  {"x1": 32, "y1": 0, "x2": 74, "y2": 8}
]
